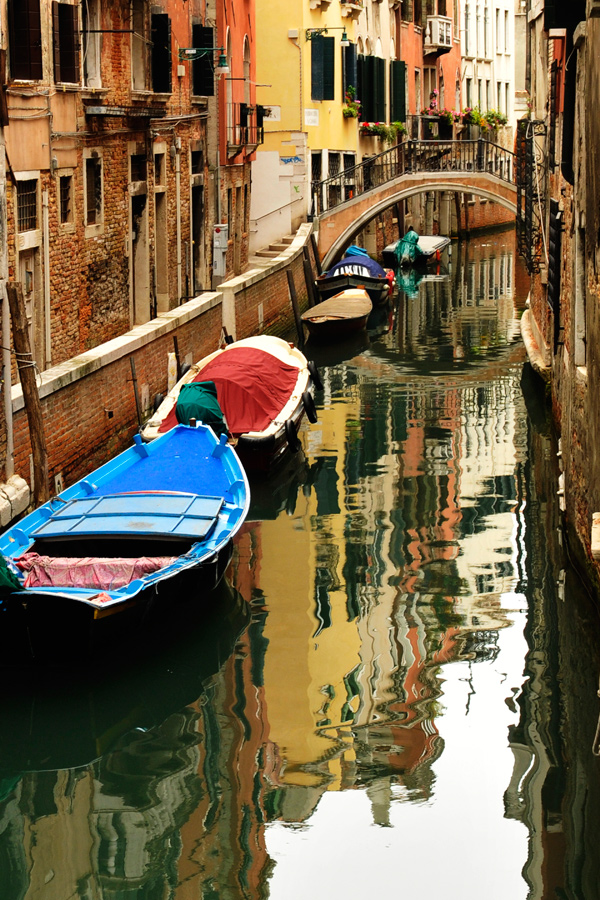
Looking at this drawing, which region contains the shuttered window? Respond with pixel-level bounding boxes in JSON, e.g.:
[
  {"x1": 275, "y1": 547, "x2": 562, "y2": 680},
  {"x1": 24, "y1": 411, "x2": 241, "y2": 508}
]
[
  {"x1": 151, "y1": 13, "x2": 172, "y2": 94},
  {"x1": 311, "y1": 36, "x2": 335, "y2": 101},
  {"x1": 358, "y1": 56, "x2": 385, "y2": 122},
  {"x1": 343, "y1": 43, "x2": 357, "y2": 96},
  {"x1": 192, "y1": 25, "x2": 215, "y2": 97},
  {"x1": 53, "y1": 2, "x2": 80, "y2": 84},
  {"x1": 390, "y1": 60, "x2": 407, "y2": 122},
  {"x1": 8, "y1": 0, "x2": 42, "y2": 81}
]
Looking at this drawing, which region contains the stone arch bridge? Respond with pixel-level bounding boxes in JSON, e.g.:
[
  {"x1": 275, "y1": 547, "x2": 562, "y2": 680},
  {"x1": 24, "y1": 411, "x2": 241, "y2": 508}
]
[{"x1": 314, "y1": 140, "x2": 517, "y2": 269}]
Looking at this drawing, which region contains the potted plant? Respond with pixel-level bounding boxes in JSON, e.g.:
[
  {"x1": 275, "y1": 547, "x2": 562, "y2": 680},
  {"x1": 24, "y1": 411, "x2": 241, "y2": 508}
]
[
  {"x1": 359, "y1": 121, "x2": 406, "y2": 143},
  {"x1": 482, "y1": 108, "x2": 508, "y2": 132},
  {"x1": 343, "y1": 86, "x2": 361, "y2": 119},
  {"x1": 461, "y1": 106, "x2": 487, "y2": 139}
]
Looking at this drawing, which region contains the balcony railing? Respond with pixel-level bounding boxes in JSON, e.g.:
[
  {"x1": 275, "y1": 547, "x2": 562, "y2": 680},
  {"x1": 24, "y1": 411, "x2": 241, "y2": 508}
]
[
  {"x1": 311, "y1": 138, "x2": 516, "y2": 216},
  {"x1": 227, "y1": 103, "x2": 265, "y2": 156}
]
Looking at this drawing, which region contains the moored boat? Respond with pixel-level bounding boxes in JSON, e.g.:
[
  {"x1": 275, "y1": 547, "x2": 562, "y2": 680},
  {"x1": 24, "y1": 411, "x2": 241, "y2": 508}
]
[
  {"x1": 315, "y1": 245, "x2": 394, "y2": 307},
  {"x1": 382, "y1": 231, "x2": 451, "y2": 269},
  {"x1": 301, "y1": 288, "x2": 373, "y2": 341},
  {"x1": 142, "y1": 335, "x2": 321, "y2": 473},
  {"x1": 0, "y1": 424, "x2": 250, "y2": 642}
]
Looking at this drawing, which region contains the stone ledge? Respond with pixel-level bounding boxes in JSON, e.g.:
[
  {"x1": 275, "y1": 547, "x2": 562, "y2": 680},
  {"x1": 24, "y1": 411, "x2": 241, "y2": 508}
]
[{"x1": 0, "y1": 475, "x2": 30, "y2": 528}]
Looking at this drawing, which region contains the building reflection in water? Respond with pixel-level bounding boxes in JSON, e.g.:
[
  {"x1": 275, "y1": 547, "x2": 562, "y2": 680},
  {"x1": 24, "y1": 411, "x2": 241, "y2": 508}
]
[{"x1": 0, "y1": 232, "x2": 599, "y2": 899}]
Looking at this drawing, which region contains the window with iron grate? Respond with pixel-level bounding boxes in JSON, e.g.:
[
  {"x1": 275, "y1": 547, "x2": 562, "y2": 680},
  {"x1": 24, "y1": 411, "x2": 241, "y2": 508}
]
[
  {"x1": 17, "y1": 180, "x2": 37, "y2": 232},
  {"x1": 59, "y1": 175, "x2": 73, "y2": 224}
]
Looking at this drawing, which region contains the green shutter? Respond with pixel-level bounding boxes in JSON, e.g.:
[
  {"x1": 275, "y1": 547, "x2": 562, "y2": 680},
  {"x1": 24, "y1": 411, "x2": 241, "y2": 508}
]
[
  {"x1": 322, "y1": 36, "x2": 335, "y2": 100},
  {"x1": 193, "y1": 25, "x2": 215, "y2": 96},
  {"x1": 374, "y1": 56, "x2": 385, "y2": 122},
  {"x1": 360, "y1": 55, "x2": 376, "y2": 121},
  {"x1": 312, "y1": 36, "x2": 334, "y2": 101},
  {"x1": 311, "y1": 35, "x2": 324, "y2": 100},
  {"x1": 390, "y1": 60, "x2": 407, "y2": 122}
]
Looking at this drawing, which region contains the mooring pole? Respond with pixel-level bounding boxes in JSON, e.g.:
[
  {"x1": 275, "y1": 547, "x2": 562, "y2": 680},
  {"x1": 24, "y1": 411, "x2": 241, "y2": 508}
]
[
  {"x1": 130, "y1": 357, "x2": 143, "y2": 429},
  {"x1": 287, "y1": 269, "x2": 305, "y2": 349},
  {"x1": 6, "y1": 282, "x2": 49, "y2": 506}
]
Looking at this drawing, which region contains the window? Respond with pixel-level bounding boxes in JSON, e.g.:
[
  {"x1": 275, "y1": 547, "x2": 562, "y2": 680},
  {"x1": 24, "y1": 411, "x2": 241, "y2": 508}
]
[
  {"x1": 343, "y1": 43, "x2": 357, "y2": 97},
  {"x1": 466, "y1": 77, "x2": 472, "y2": 107},
  {"x1": 130, "y1": 153, "x2": 147, "y2": 182},
  {"x1": 85, "y1": 154, "x2": 102, "y2": 226},
  {"x1": 17, "y1": 180, "x2": 38, "y2": 232},
  {"x1": 53, "y1": 1, "x2": 80, "y2": 84},
  {"x1": 154, "y1": 152, "x2": 165, "y2": 186},
  {"x1": 504, "y1": 10, "x2": 509, "y2": 53},
  {"x1": 8, "y1": 0, "x2": 42, "y2": 80},
  {"x1": 59, "y1": 174, "x2": 73, "y2": 224},
  {"x1": 400, "y1": 0, "x2": 412, "y2": 20},
  {"x1": 311, "y1": 35, "x2": 335, "y2": 101},
  {"x1": 191, "y1": 149, "x2": 203, "y2": 174},
  {"x1": 151, "y1": 13, "x2": 172, "y2": 93},
  {"x1": 192, "y1": 25, "x2": 215, "y2": 97},
  {"x1": 464, "y1": 3, "x2": 470, "y2": 55}
]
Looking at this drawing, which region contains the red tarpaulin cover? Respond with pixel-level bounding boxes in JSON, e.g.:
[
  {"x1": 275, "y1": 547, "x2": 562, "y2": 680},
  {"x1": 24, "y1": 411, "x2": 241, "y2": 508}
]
[
  {"x1": 159, "y1": 347, "x2": 301, "y2": 435},
  {"x1": 16, "y1": 553, "x2": 176, "y2": 589}
]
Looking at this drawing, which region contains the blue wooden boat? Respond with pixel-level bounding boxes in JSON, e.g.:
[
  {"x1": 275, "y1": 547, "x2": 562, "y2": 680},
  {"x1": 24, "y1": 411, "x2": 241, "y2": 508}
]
[{"x1": 0, "y1": 424, "x2": 250, "y2": 624}]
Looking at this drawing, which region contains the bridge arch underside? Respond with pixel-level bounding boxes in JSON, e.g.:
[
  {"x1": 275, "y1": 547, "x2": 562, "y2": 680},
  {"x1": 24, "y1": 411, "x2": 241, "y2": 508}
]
[{"x1": 319, "y1": 179, "x2": 517, "y2": 270}]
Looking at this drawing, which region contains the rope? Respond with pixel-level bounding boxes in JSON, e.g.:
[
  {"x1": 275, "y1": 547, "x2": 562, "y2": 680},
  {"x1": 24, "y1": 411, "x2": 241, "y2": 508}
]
[{"x1": 593, "y1": 679, "x2": 600, "y2": 756}]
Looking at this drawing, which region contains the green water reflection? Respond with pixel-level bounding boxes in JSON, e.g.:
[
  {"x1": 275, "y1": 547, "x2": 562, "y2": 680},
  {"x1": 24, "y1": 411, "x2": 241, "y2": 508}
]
[{"x1": 1, "y1": 230, "x2": 600, "y2": 900}]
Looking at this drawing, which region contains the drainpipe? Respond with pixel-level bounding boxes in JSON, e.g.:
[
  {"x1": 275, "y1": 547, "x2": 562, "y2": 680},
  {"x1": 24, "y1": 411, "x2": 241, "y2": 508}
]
[
  {"x1": 0, "y1": 130, "x2": 13, "y2": 478},
  {"x1": 2, "y1": 287, "x2": 13, "y2": 479},
  {"x1": 175, "y1": 138, "x2": 182, "y2": 301},
  {"x1": 42, "y1": 188, "x2": 51, "y2": 367}
]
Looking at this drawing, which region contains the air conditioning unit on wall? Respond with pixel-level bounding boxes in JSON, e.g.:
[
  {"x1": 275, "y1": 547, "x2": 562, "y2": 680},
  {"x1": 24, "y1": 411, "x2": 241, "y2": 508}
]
[{"x1": 424, "y1": 16, "x2": 453, "y2": 53}]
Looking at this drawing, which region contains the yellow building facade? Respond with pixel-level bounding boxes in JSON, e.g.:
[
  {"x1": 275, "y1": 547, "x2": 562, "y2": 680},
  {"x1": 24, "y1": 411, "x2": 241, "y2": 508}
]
[{"x1": 251, "y1": 0, "x2": 362, "y2": 253}]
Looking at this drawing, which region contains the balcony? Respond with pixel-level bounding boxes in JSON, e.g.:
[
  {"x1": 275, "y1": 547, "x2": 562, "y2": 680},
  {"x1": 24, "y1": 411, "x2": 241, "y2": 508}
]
[
  {"x1": 227, "y1": 103, "x2": 265, "y2": 157},
  {"x1": 309, "y1": 0, "x2": 332, "y2": 7},
  {"x1": 423, "y1": 16, "x2": 453, "y2": 55},
  {"x1": 340, "y1": 0, "x2": 363, "y2": 20}
]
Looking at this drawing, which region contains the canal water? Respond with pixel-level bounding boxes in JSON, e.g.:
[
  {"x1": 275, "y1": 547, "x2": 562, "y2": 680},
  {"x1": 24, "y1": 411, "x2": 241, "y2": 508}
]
[{"x1": 1, "y1": 229, "x2": 600, "y2": 899}]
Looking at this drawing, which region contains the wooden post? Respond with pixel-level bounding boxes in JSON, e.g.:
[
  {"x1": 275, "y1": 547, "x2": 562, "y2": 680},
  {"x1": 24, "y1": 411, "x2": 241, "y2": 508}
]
[
  {"x1": 309, "y1": 232, "x2": 322, "y2": 276},
  {"x1": 6, "y1": 282, "x2": 49, "y2": 506},
  {"x1": 173, "y1": 335, "x2": 181, "y2": 379},
  {"x1": 287, "y1": 269, "x2": 305, "y2": 349},
  {"x1": 130, "y1": 357, "x2": 143, "y2": 429},
  {"x1": 303, "y1": 247, "x2": 318, "y2": 308}
]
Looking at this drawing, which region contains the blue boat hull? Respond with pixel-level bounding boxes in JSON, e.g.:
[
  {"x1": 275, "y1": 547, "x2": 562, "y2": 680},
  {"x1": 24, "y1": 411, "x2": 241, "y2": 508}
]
[{"x1": 0, "y1": 425, "x2": 250, "y2": 616}]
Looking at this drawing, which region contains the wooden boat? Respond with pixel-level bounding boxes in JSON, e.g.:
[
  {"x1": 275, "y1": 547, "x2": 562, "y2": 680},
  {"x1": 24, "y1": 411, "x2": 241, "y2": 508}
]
[
  {"x1": 301, "y1": 288, "x2": 373, "y2": 341},
  {"x1": 0, "y1": 424, "x2": 250, "y2": 630},
  {"x1": 315, "y1": 250, "x2": 394, "y2": 307},
  {"x1": 142, "y1": 335, "x2": 321, "y2": 474},
  {"x1": 382, "y1": 234, "x2": 451, "y2": 269}
]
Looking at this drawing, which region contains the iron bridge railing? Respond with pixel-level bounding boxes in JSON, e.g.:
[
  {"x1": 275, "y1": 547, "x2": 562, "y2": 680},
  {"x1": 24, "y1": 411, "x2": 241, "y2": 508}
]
[{"x1": 312, "y1": 139, "x2": 516, "y2": 217}]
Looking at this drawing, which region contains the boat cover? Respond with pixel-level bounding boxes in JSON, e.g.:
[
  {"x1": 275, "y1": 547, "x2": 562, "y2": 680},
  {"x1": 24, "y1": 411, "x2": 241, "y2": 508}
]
[
  {"x1": 159, "y1": 347, "x2": 301, "y2": 436},
  {"x1": 16, "y1": 553, "x2": 176, "y2": 589},
  {"x1": 325, "y1": 253, "x2": 386, "y2": 279},
  {"x1": 396, "y1": 230, "x2": 426, "y2": 266},
  {"x1": 176, "y1": 382, "x2": 228, "y2": 436}
]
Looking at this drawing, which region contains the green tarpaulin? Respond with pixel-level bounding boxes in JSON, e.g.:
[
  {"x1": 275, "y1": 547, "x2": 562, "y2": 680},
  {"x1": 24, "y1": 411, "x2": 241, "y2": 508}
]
[{"x1": 175, "y1": 381, "x2": 229, "y2": 437}]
